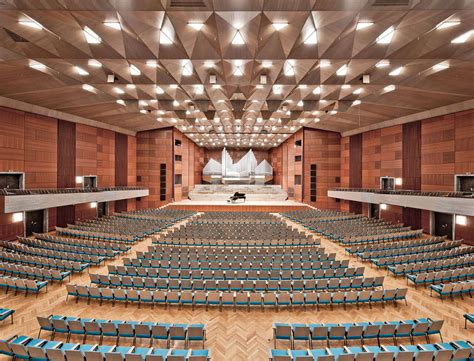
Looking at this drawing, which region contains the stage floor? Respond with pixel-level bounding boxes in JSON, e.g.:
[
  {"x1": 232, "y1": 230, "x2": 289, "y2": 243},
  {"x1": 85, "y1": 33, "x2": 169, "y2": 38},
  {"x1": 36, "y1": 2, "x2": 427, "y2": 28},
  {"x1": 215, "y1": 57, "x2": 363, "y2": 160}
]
[{"x1": 167, "y1": 199, "x2": 310, "y2": 212}]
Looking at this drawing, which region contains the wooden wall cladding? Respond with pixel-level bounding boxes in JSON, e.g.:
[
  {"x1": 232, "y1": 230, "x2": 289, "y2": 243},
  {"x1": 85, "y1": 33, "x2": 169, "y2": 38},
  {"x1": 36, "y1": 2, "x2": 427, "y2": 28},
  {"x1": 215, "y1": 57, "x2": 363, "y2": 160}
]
[
  {"x1": 380, "y1": 204, "x2": 403, "y2": 225},
  {"x1": 0, "y1": 107, "x2": 25, "y2": 173},
  {"x1": 340, "y1": 137, "x2": 350, "y2": 212},
  {"x1": 57, "y1": 120, "x2": 76, "y2": 188},
  {"x1": 137, "y1": 128, "x2": 173, "y2": 209},
  {"x1": 56, "y1": 205, "x2": 75, "y2": 228},
  {"x1": 127, "y1": 135, "x2": 137, "y2": 211},
  {"x1": 402, "y1": 121, "x2": 421, "y2": 190},
  {"x1": 74, "y1": 202, "x2": 96, "y2": 222},
  {"x1": 204, "y1": 148, "x2": 270, "y2": 166},
  {"x1": 349, "y1": 134, "x2": 363, "y2": 188},
  {"x1": 24, "y1": 114, "x2": 57, "y2": 189},
  {"x1": 302, "y1": 128, "x2": 341, "y2": 210},
  {"x1": 97, "y1": 129, "x2": 115, "y2": 187},
  {"x1": 380, "y1": 125, "x2": 403, "y2": 179},
  {"x1": 269, "y1": 146, "x2": 282, "y2": 186},
  {"x1": 75, "y1": 124, "x2": 97, "y2": 178},
  {"x1": 362, "y1": 129, "x2": 381, "y2": 188},
  {"x1": 194, "y1": 146, "x2": 204, "y2": 185},
  {"x1": 115, "y1": 132, "x2": 128, "y2": 187}
]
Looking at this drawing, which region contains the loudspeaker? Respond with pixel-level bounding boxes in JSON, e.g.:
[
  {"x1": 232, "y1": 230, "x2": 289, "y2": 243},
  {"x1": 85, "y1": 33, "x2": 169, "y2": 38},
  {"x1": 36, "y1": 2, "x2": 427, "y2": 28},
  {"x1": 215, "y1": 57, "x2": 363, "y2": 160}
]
[
  {"x1": 107, "y1": 74, "x2": 115, "y2": 83},
  {"x1": 362, "y1": 74, "x2": 370, "y2": 84},
  {"x1": 260, "y1": 75, "x2": 267, "y2": 84},
  {"x1": 209, "y1": 74, "x2": 217, "y2": 84}
]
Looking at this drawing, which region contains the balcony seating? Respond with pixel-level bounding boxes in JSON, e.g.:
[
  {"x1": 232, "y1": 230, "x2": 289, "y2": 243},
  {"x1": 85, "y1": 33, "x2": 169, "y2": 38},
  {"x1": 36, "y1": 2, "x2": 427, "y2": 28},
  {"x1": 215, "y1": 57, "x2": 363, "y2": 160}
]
[
  {"x1": 0, "y1": 335, "x2": 211, "y2": 360},
  {"x1": 331, "y1": 187, "x2": 472, "y2": 198},
  {"x1": 0, "y1": 186, "x2": 147, "y2": 196},
  {"x1": 0, "y1": 308, "x2": 14, "y2": 324},
  {"x1": 0, "y1": 276, "x2": 48, "y2": 295},
  {"x1": 465, "y1": 314, "x2": 474, "y2": 329},
  {"x1": 37, "y1": 315, "x2": 206, "y2": 348},
  {"x1": 0, "y1": 261, "x2": 70, "y2": 283},
  {"x1": 107, "y1": 265, "x2": 365, "y2": 281},
  {"x1": 407, "y1": 267, "x2": 474, "y2": 287},
  {"x1": 90, "y1": 274, "x2": 383, "y2": 292},
  {"x1": 66, "y1": 285, "x2": 407, "y2": 311},
  {"x1": 430, "y1": 280, "x2": 474, "y2": 299},
  {"x1": 0, "y1": 251, "x2": 89, "y2": 273},
  {"x1": 388, "y1": 256, "x2": 474, "y2": 276},
  {"x1": 269, "y1": 340, "x2": 473, "y2": 361},
  {"x1": 272, "y1": 318, "x2": 444, "y2": 348},
  {"x1": 346, "y1": 236, "x2": 447, "y2": 255}
]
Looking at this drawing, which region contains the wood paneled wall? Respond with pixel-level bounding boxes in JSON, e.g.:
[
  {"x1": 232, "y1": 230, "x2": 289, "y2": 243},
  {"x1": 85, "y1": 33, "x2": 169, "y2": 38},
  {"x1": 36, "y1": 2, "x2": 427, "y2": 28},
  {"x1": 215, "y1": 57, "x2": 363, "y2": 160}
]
[
  {"x1": 302, "y1": 128, "x2": 340, "y2": 209},
  {"x1": 204, "y1": 148, "x2": 270, "y2": 166},
  {"x1": 270, "y1": 146, "x2": 282, "y2": 186},
  {"x1": 340, "y1": 136, "x2": 350, "y2": 212},
  {"x1": 274, "y1": 130, "x2": 303, "y2": 201},
  {"x1": 127, "y1": 136, "x2": 137, "y2": 211},
  {"x1": 348, "y1": 134, "x2": 362, "y2": 214}
]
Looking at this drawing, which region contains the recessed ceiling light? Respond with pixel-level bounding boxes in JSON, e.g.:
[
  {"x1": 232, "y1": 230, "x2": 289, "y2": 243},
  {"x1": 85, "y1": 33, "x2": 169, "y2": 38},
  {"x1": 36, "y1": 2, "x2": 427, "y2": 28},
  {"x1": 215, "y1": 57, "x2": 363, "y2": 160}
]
[
  {"x1": 232, "y1": 30, "x2": 245, "y2": 45},
  {"x1": 319, "y1": 60, "x2": 330, "y2": 68},
  {"x1": 104, "y1": 21, "x2": 121, "y2": 30},
  {"x1": 156, "y1": 117, "x2": 163, "y2": 122},
  {"x1": 262, "y1": 61, "x2": 273, "y2": 68},
  {"x1": 146, "y1": 60, "x2": 157, "y2": 67},
  {"x1": 432, "y1": 61, "x2": 449, "y2": 71},
  {"x1": 88, "y1": 59, "x2": 102, "y2": 67},
  {"x1": 313, "y1": 86, "x2": 321, "y2": 94},
  {"x1": 116, "y1": 100, "x2": 125, "y2": 106},
  {"x1": 234, "y1": 66, "x2": 244, "y2": 76},
  {"x1": 352, "y1": 100, "x2": 361, "y2": 106},
  {"x1": 155, "y1": 86, "x2": 164, "y2": 94},
  {"x1": 182, "y1": 62, "x2": 193, "y2": 76},
  {"x1": 29, "y1": 62, "x2": 46, "y2": 70},
  {"x1": 82, "y1": 84, "x2": 95, "y2": 93},
  {"x1": 376, "y1": 26, "x2": 395, "y2": 44},
  {"x1": 303, "y1": 29, "x2": 317, "y2": 44},
  {"x1": 272, "y1": 22, "x2": 288, "y2": 31},
  {"x1": 284, "y1": 63, "x2": 295, "y2": 76},
  {"x1": 336, "y1": 64, "x2": 348, "y2": 76},
  {"x1": 298, "y1": 84, "x2": 307, "y2": 89},
  {"x1": 159, "y1": 31, "x2": 173, "y2": 45},
  {"x1": 188, "y1": 22, "x2": 204, "y2": 30},
  {"x1": 353, "y1": 88, "x2": 363, "y2": 94},
  {"x1": 314, "y1": 118, "x2": 320, "y2": 123},
  {"x1": 451, "y1": 30, "x2": 474, "y2": 43},
  {"x1": 389, "y1": 66, "x2": 403, "y2": 76},
  {"x1": 74, "y1": 66, "x2": 89, "y2": 76},
  {"x1": 376, "y1": 60, "x2": 390, "y2": 68},
  {"x1": 273, "y1": 85, "x2": 282, "y2": 94},
  {"x1": 330, "y1": 110, "x2": 337, "y2": 115},
  {"x1": 114, "y1": 87, "x2": 124, "y2": 94},
  {"x1": 319, "y1": 99, "x2": 327, "y2": 104},
  {"x1": 170, "y1": 84, "x2": 178, "y2": 89},
  {"x1": 297, "y1": 100, "x2": 304, "y2": 107},
  {"x1": 356, "y1": 22, "x2": 373, "y2": 30},
  {"x1": 129, "y1": 64, "x2": 141, "y2": 76},
  {"x1": 83, "y1": 26, "x2": 101, "y2": 44},
  {"x1": 195, "y1": 85, "x2": 204, "y2": 94},
  {"x1": 436, "y1": 20, "x2": 460, "y2": 30},
  {"x1": 19, "y1": 19, "x2": 43, "y2": 29},
  {"x1": 342, "y1": 84, "x2": 351, "y2": 89},
  {"x1": 126, "y1": 84, "x2": 136, "y2": 89},
  {"x1": 204, "y1": 61, "x2": 215, "y2": 68},
  {"x1": 139, "y1": 100, "x2": 148, "y2": 106},
  {"x1": 384, "y1": 84, "x2": 396, "y2": 92},
  {"x1": 173, "y1": 100, "x2": 179, "y2": 107},
  {"x1": 140, "y1": 109, "x2": 147, "y2": 114}
]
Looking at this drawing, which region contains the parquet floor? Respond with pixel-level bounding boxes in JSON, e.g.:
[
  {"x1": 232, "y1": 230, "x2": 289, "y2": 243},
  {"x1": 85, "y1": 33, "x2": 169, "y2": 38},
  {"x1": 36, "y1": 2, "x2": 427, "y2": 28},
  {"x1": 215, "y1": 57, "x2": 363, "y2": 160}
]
[{"x1": 0, "y1": 215, "x2": 472, "y2": 361}]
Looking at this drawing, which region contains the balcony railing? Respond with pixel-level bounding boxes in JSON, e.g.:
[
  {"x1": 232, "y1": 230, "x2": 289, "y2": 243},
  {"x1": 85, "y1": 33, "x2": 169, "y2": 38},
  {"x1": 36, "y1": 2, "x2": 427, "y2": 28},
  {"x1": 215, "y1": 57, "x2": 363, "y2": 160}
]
[{"x1": 330, "y1": 188, "x2": 473, "y2": 198}]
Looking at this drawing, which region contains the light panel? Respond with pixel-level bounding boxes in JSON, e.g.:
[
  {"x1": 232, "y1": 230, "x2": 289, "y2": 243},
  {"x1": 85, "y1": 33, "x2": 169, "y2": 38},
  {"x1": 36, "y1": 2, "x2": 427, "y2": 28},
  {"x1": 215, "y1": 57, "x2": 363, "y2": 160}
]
[
  {"x1": 376, "y1": 26, "x2": 394, "y2": 44},
  {"x1": 83, "y1": 26, "x2": 101, "y2": 44},
  {"x1": 232, "y1": 30, "x2": 245, "y2": 45},
  {"x1": 356, "y1": 22, "x2": 373, "y2": 30}
]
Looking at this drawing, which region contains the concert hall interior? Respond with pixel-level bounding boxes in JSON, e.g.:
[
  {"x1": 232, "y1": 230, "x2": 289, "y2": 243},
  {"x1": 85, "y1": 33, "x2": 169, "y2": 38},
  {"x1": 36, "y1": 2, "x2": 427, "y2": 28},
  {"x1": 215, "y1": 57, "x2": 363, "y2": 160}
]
[{"x1": 0, "y1": 1, "x2": 473, "y2": 360}]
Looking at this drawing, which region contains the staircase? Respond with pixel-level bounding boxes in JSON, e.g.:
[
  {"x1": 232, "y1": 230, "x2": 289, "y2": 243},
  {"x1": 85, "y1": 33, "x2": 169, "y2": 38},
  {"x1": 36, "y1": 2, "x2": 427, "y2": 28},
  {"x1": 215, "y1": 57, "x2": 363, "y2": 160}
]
[{"x1": 188, "y1": 184, "x2": 288, "y2": 202}]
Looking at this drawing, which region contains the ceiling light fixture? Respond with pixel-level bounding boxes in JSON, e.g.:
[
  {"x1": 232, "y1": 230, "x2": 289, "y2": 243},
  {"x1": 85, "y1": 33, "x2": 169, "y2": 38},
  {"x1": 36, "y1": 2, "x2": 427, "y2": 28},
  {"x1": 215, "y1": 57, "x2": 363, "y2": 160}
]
[
  {"x1": 336, "y1": 64, "x2": 348, "y2": 76},
  {"x1": 273, "y1": 85, "x2": 282, "y2": 94},
  {"x1": 88, "y1": 59, "x2": 102, "y2": 67},
  {"x1": 303, "y1": 29, "x2": 317, "y2": 44},
  {"x1": 352, "y1": 100, "x2": 361, "y2": 106},
  {"x1": 83, "y1": 26, "x2": 101, "y2": 44},
  {"x1": 173, "y1": 100, "x2": 179, "y2": 107},
  {"x1": 82, "y1": 84, "x2": 95, "y2": 92},
  {"x1": 436, "y1": 20, "x2": 460, "y2": 30},
  {"x1": 188, "y1": 22, "x2": 204, "y2": 30},
  {"x1": 182, "y1": 62, "x2": 193, "y2": 76},
  {"x1": 104, "y1": 21, "x2": 121, "y2": 30},
  {"x1": 195, "y1": 85, "x2": 204, "y2": 94},
  {"x1": 74, "y1": 66, "x2": 89, "y2": 76},
  {"x1": 19, "y1": 18, "x2": 43, "y2": 29},
  {"x1": 313, "y1": 86, "x2": 321, "y2": 94},
  {"x1": 114, "y1": 87, "x2": 124, "y2": 94},
  {"x1": 126, "y1": 84, "x2": 136, "y2": 89},
  {"x1": 376, "y1": 60, "x2": 390, "y2": 68},
  {"x1": 451, "y1": 30, "x2": 474, "y2": 43},
  {"x1": 262, "y1": 60, "x2": 273, "y2": 68},
  {"x1": 389, "y1": 66, "x2": 403, "y2": 76},
  {"x1": 376, "y1": 26, "x2": 395, "y2": 44},
  {"x1": 342, "y1": 84, "x2": 351, "y2": 89},
  {"x1": 129, "y1": 64, "x2": 141, "y2": 76},
  {"x1": 232, "y1": 30, "x2": 245, "y2": 45},
  {"x1": 319, "y1": 60, "x2": 330, "y2": 67},
  {"x1": 204, "y1": 61, "x2": 215, "y2": 68},
  {"x1": 116, "y1": 100, "x2": 125, "y2": 106},
  {"x1": 432, "y1": 61, "x2": 449, "y2": 71},
  {"x1": 146, "y1": 60, "x2": 157, "y2": 67},
  {"x1": 356, "y1": 22, "x2": 374, "y2": 30},
  {"x1": 272, "y1": 22, "x2": 288, "y2": 31},
  {"x1": 384, "y1": 84, "x2": 396, "y2": 92},
  {"x1": 297, "y1": 100, "x2": 304, "y2": 107},
  {"x1": 353, "y1": 88, "x2": 363, "y2": 94},
  {"x1": 234, "y1": 66, "x2": 244, "y2": 76},
  {"x1": 159, "y1": 31, "x2": 173, "y2": 45},
  {"x1": 155, "y1": 86, "x2": 164, "y2": 94},
  {"x1": 29, "y1": 62, "x2": 46, "y2": 70},
  {"x1": 284, "y1": 63, "x2": 295, "y2": 76}
]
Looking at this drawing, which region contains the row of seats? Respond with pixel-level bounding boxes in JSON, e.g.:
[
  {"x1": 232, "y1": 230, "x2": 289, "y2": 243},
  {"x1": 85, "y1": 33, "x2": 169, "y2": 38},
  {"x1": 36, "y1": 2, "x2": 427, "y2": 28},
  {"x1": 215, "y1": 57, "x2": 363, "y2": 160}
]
[
  {"x1": 34, "y1": 233, "x2": 131, "y2": 253},
  {"x1": 272, "y1": 318, "x2": 443, "y2": 348},
  {"x1": 0, "y1": 308, "x2": 14, "y2": 324},
  {"x1": 66, "y1": 285, "x2": 408, "y2": 311},
  {"x1": 1, "y1": 186, "x2": 146, "y2": 195},
  {"x1": 90, "y1": 275, "x2": 383, "y2": 292},
  {"x1": 429, "y1": 280, "x2": 474, "y2": 299},
  {"x1": 106, "y1": 265, "x2": 364, "y2": 281},
  {"x1": 56, "y1": 227, "x2": 136, "y2": 244},
  {"x1": 0, "y1": 335, "x2": 210, "y2": 361},
  {"x1": 0, "y1": 251, "x2": 89, "y2": 273},
  {"x1": 0, "y1": 275, "x2": 48, "y2": 295},
  {"x1": 122, "y1": 259, "x2": 350, "y2": 271},
  {"x1": 18, "y1": 237, "x2": 119, "y2": 259},
  {"x1": 152, "y1": 239, "x2": 318, "y2": 247},
  {"x1": 346, "y1": 237, "x2": 446, "y2": 255},
  {"x1": 407, "y1": 267, "x2": 474, "y2": 287},
  {"x1": 465, "y1": 314, "x2": 474, "y2": 329},
  {"x1": 146, "y1": 245, "x2": 324, "y2": 256},
  {"x1": 37, "y1": 315, "x2": 206, "y2": 348},
  {"x1": 357, "y1": 241, "x2": 461, "y2": 260},
  {"x1": 388, "y1": 256, "x2": 474, "y2": 276},
  {"x1": 372, "y1": 247, "x2": 474, "y2": 267},
  {"x1": 0, "y1": 261, "x2": 70, "y2": 283},
  {"x1": 331, "y1": 187, "x2": 472, "y2": 198},
  {"x1": 269, "y1": 340, "x2": 473, "y2": 361}
]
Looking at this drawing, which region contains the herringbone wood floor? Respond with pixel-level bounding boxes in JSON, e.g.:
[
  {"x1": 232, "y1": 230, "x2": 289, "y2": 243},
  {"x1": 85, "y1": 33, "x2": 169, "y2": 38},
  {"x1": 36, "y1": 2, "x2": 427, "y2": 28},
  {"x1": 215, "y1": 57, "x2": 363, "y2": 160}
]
[{"x1": 0, "y1": 216, "x2": 472, "y2": 361}]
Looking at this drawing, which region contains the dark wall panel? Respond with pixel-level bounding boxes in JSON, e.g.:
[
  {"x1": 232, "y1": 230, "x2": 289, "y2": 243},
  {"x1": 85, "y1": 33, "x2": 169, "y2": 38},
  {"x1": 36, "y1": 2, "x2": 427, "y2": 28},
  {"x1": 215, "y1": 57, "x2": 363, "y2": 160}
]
[
  {"x1": 403, "y1": 121, "x2": 421, "y2": 190},
  {"x1": 115, "y1": 132, "x2": 128, "y2": 187},
  {"x1": 56, "y1": 205, "x2": 75, "y2": 228},
  {"x1": 349, "y1": 134, "x2": 363, "y2": 214},
  {"x1": 57, "y1": 120, "x2": 76, "y2": 188}
]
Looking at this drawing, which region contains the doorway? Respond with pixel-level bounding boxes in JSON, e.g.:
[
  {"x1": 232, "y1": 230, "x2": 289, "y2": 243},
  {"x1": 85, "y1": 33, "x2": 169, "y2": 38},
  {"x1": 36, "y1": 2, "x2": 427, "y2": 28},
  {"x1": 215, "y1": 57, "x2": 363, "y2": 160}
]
[
  {"x1": 25, "y1": 210, "x2": 45, "y2": 237},
  {"x1": 97, "y1": 202, "x2": 107, "y2": 218},
  {"x1": 380, "y1": 176, "x2": 395, "y2": 190},
  {"x1": 434, "y1": 212, "x2": 453, "y2": 240},
  {"x1": 369, "y1": 203, "x2": 380, "y2": 219}
]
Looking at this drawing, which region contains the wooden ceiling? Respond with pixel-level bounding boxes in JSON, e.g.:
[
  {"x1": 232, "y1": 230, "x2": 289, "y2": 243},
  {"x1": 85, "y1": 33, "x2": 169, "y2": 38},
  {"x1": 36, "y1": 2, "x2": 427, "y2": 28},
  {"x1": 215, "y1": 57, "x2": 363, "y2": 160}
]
[{"x1": 0, "y1": 0, "x2": 472, "y2": 148}]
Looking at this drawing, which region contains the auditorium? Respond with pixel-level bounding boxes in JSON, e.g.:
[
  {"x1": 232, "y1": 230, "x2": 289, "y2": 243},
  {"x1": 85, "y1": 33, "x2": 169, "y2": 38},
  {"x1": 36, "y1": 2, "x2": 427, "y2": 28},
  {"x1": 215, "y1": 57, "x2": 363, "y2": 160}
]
[{"x1": 0, "y1": 1, "x2": 473, "y2": 360}]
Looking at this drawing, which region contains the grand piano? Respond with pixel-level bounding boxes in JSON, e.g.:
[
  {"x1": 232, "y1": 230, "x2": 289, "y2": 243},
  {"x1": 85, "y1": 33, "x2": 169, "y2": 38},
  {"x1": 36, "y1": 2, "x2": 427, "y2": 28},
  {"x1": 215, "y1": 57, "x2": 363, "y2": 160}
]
[{"x1": 227, "y1": 192, "x2": 246, "y2": 203}]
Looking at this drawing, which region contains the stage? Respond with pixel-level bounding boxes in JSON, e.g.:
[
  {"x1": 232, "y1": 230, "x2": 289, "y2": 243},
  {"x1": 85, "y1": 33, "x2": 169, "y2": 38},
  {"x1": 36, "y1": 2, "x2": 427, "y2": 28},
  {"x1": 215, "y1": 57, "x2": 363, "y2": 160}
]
[{"x1": 167, "y1": 199, "x2": 309, "y2": 212}]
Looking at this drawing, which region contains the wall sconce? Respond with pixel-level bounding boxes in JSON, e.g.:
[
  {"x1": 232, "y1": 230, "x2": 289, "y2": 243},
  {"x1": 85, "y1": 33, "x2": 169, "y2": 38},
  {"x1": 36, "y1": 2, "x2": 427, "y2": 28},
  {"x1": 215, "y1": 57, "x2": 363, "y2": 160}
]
[
  {"x1": 90, "y1": 202, "x2": 98, "y2": 209},
  {"x1": 12, "y1": 212, "x2": 23, "y2": 223},
  {"x1": 75, "y1": 176, "x2": 83, "y2": 184},
  {"x1": 380, "y1": 204, "x2": 388, "y2": 210},
  {"x1": 456, "y1": 215, "x2": 467, "y2": 226},
  {"x1": 395, "y1": 178, "x2": 402, "y2": 186}
]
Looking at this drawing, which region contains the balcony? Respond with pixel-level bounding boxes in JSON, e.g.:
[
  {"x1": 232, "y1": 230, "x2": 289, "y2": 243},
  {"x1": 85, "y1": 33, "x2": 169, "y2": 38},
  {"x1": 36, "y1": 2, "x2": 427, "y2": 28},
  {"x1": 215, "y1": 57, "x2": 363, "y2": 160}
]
[
  {"x1": 0, "y1": 187, "x2": 149, "y2": 213},
  {"x1": 328, "y1": 188, "x2": 474, "y2": 216}
]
